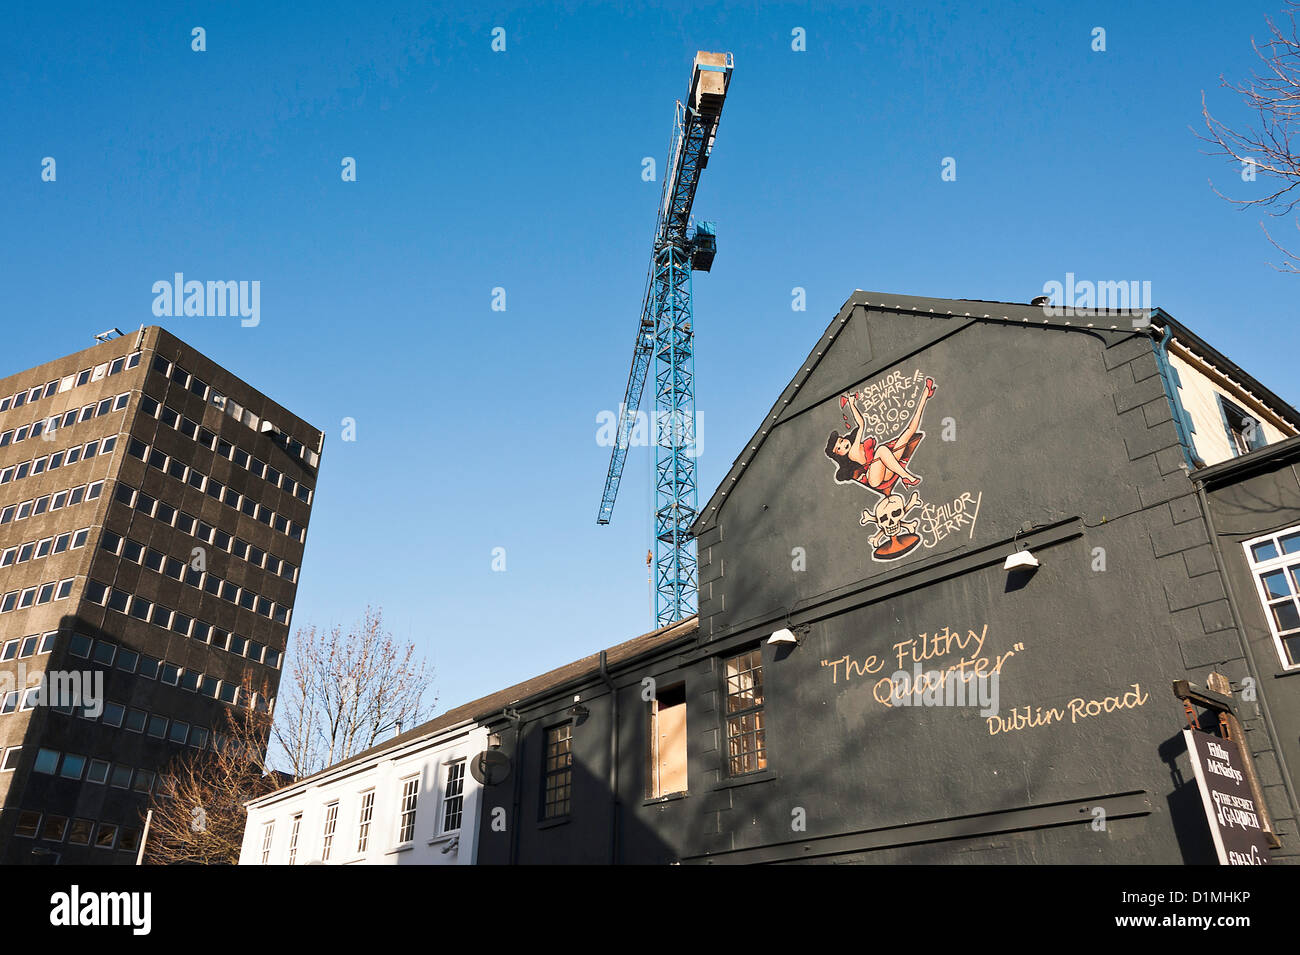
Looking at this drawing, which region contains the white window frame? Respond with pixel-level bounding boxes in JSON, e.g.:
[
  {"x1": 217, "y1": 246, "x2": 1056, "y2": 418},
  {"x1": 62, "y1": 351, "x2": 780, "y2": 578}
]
[
  {"x1": 396, "y1": 776, "x2": 419, "y2": 845},
  {"x1": 356, "y1": 789, "x2": 375, "y2": 854},
  {"x1": 287, "y1": 813, "x2": 302, "y2": 865},
  {"x1": 1244, "y1": 525, "x2": 1300, "y2": 671},
  {"x1": 261, "y1": 820, "x2": 275, "y2": 864},
  {"x1": 321, "y1": 802, "x2": 339, "y2": 861},
  {"x1": 440, "y1": 759, "x2": 467, "y2": 835}
]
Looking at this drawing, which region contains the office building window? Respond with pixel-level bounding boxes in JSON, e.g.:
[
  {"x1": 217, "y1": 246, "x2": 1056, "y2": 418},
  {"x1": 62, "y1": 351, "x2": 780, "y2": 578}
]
[
  {"x1": 1245, "y1": 526, "x2": 1300, "y2": 669},
  {"x1": 67, "y1": 818, "x2": 93, "y2": 846},
  {"x1": 94, "y1": 823, "x2": 118, "y2": 849},
  {"x1": 723, "y1": 648, "x2": 767, "y2": 776},
  {"x1": 41, "y1": 815, "x2": 68, "y2": 842},
  {"x1": 118, "y1": 828, "x2": 142, "y2": 854},
  {"x1": 542, "y1": 723, "x2": 573, "y2": 819},
  {"x1": 15, "y1": 811, "x2": 41, "y2": 838},
  {"x1": 33, "y1": 748, "x2": 59, "y2": 774}
]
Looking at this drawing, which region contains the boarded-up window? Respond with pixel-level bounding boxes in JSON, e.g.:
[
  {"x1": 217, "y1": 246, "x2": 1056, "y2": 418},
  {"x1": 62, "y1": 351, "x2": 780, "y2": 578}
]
[{"x1": 647, "y1": 683, "x2": 688, "y2": 797}]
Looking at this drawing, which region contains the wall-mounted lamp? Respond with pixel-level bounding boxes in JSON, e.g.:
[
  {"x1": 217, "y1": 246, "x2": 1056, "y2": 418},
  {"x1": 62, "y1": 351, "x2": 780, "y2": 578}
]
[
  {"x1": 1003, "y1": 549, "x2": 1039, "y2": 571},
  {"x1": 567, "y1": 694, "x2": 589, "y2": 719},
  {"x1": 768, "y1": 627, "x2": 801, "y2": 646},
  {"x1": 1004, "y1": 527, "x2": 1040, "y2": 572}
]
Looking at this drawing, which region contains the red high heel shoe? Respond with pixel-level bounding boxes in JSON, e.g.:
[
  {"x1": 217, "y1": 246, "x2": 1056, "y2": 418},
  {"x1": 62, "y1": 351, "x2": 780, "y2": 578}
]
[{"x1": 925, "y1": 377, "x2": 935, "y2": 398}]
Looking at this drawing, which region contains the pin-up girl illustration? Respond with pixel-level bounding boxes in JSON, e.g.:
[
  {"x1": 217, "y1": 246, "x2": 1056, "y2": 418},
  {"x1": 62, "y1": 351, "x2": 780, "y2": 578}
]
[{"x1": 824, "y1": 376, "x2": 935, "y2": 497}]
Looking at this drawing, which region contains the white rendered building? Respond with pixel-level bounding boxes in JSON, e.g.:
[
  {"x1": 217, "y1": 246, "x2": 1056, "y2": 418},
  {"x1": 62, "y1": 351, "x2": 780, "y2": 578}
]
[{"x1": 239, "y1": 716, "x2": 488, "y2": 865}]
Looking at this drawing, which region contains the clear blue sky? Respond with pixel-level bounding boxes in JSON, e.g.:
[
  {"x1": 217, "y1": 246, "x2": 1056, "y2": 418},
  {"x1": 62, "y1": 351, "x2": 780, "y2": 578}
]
[{"x1": 4, "y1": 1, "x2": 1298, "y2": 712}]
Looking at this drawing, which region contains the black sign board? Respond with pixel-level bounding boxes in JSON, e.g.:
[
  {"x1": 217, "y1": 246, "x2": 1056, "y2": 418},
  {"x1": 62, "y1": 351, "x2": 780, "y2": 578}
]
[{"x1": 1183, "y1": 728, "x2": 1271, "y2": 865}]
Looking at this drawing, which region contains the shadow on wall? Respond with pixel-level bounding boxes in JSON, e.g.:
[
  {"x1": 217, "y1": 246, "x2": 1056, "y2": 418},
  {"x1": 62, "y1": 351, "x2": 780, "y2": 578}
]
[
  {"x1": 469, "y1": 687, "x2": 1179, "y2": 865},
  {"x1": 471, "y1": 721, "x2": 680, "y2": 866},
  {"x1": 1157, "y1": 731, "x2": 1221, "y2": 866}
]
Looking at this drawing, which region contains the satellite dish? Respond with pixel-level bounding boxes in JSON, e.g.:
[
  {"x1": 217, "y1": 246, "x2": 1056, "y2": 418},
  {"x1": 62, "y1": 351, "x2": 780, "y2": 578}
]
[{"x1": 470, "y1": 749, "x2": 511, "y2": 786}]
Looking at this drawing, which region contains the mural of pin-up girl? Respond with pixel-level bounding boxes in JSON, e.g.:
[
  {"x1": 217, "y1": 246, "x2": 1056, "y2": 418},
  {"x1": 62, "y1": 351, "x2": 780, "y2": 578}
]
[{"x1": 823, "y1": 376, "x2": 935, "y2": 497}]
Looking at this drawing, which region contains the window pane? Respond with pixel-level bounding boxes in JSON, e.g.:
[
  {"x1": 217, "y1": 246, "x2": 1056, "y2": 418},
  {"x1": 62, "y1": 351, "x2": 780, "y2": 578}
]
[
  {"x1": 34, "y1": 748, "x2": 60, "y2": 774},
  {"x1": 68, "y1": 818, "x2": 93, "y2": 845},
  {"x1": 1262, "y1": 571, "x2": 1291, "y2": 599},
  {"x1": 1272, "y1": 601, "x2": 1300, "y2": 633},
  {"x1": 95, "y1": 823, "x2": 118, "y2": 847},
  {"x1": 1252, "y1": 541, "x2": 1280, "y2": 563}
]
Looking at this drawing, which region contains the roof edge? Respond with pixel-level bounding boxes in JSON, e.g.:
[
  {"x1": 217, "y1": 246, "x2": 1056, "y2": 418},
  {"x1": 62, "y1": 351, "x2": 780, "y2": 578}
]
[{"x1": 255, "y1": 615, "x2": 701, "y2": 798}]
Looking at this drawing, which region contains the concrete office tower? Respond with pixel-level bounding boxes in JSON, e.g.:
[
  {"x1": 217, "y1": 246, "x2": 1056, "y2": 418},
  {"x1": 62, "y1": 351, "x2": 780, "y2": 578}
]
[{"x1": 0, "y1": 327, "x2": 322, "y2": 864}]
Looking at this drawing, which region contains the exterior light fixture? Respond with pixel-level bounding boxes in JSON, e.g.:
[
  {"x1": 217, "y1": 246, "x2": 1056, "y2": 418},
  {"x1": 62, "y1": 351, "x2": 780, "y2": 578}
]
[
  {"x1": 1004, "y1": 526, "x2": 1040, "y2": 572},
  {"x1": 768, "y1": 628, "x2": 799, "y2": 646},
  {"x1": 1003, "y1": 550, "x2": 1040, "y2": 571}
]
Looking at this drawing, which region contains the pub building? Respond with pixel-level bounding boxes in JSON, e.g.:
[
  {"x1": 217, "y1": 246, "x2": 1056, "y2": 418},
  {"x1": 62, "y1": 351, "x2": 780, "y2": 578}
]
[{"x1": 467, "y1": 290, "x2": 1298, "y2": 864}]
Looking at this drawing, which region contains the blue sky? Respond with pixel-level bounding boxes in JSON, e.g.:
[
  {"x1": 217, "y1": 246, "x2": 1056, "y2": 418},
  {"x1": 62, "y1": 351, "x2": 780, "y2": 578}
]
[{"x1": 3, "y1": 1, "x2": 1298, "y2": 713}]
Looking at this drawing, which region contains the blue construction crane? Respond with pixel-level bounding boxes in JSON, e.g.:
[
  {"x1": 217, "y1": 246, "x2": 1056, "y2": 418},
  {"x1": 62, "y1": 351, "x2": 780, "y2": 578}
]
[{"x1": 597, "y1": 51, "x2": 733, "y2": 628}]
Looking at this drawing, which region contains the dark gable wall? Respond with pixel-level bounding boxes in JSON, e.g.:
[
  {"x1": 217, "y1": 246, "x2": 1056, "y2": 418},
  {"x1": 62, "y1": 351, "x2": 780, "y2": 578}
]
[
  {"x1": 477, "y1": 298, "x2": 1299, "y2": 864},
  {"x1": 700, "y1": 304, "x2": 1172, "y2": 629},
  {"x1": 684, "y1": 299, "x2": 1298, "y2": 863}
]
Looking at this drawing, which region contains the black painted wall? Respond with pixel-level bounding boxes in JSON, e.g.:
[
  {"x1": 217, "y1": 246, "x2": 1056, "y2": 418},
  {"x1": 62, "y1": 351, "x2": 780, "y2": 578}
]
[
  {"x1": 476, "y1": 293, "x2": 1299, "y2": 864},
  {"x1": 1199, "y1": 445, "x2": 1300, "y2": 843}
]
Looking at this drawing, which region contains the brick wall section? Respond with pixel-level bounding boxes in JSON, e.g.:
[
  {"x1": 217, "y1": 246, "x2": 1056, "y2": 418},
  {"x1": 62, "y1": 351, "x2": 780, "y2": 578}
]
[
  {"x1": 696, "y1": 525, "x2": 724, "y2": 638},
  {"x1": 690, "y1": 656, "x2": 735, "y2": 854},
  {"x1": 1105, "y1": 333, "x2": 1297, "y2": 857}
]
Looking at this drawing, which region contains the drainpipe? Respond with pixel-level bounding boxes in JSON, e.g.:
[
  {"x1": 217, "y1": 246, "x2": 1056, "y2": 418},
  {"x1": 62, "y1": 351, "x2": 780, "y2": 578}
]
[
  {"x1": 599, "y1": 651, "x2": 620, "y2": 865},
  {"x1": 501, "y1": 707, "x2": 524, "y2": 865},
  {"x1": 1148, "y1": 324, "x2": 1205, "y2": 470}
]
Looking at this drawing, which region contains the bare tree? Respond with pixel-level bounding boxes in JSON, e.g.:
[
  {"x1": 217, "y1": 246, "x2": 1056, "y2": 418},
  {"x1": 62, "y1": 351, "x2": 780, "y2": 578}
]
[
  {"x1": 1201, "y1": 1, "x2": 1300, "y2": 270},
  {"x1": 142, "y1": 675, "x2": 282, "y2": 865},
  {"x1": 271, "y1": 606, "x2": 434, "y2": 779}
]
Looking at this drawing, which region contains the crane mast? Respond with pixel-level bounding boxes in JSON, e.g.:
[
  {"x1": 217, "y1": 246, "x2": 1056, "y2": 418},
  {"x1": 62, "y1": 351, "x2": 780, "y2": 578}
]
[{"x1": 597, "y1": 51, "x2": 733, "y2": 628}]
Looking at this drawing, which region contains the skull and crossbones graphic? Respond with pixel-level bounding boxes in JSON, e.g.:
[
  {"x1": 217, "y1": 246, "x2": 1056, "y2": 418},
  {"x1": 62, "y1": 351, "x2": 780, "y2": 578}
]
[{"x1": 860, "y1": 491, "x2": 922, "y2": 548}]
